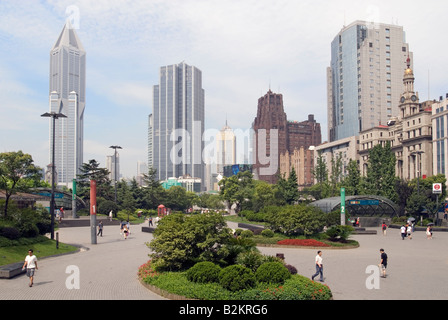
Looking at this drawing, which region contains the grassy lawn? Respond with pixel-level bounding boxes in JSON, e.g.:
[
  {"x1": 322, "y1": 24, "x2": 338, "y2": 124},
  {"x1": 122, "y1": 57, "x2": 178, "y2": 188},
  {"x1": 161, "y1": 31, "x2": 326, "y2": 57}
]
[{"x1": 0, "y1": 237, "x2": 79, "y2": 266}]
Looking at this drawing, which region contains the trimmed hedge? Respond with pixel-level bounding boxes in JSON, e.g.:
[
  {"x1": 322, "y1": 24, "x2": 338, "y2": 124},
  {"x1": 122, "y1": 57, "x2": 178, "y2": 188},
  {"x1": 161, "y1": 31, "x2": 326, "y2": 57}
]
[
  {"x1": 140, "y1": 266, "x2": 332, "y2": 300},
  {"x1": 186, "y1": 261, "x2": 221, "y2": 284},
  {"x1": 219, "y1": 265, "x2": 256, "y2": 292},
  {"x1": 255, "y1": 262, "x2": 291, "y2": 284}
]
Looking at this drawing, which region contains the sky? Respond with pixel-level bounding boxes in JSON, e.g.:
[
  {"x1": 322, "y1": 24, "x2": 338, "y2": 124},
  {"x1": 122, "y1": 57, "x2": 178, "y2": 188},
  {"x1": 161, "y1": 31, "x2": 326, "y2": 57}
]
[{"x1": 1, "y1": 0, "x2": 447, "y2": 179}]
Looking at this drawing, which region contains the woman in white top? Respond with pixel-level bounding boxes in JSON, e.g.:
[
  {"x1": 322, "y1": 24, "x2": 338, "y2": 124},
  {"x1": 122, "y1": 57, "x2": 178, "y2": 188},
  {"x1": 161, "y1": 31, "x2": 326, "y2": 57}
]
[
  {"x1": 426, "y1": 226, "x2": 432, "y2": 240},
  {"x1": 406, "y1": 225, "x2": 412, "y2": 239}
]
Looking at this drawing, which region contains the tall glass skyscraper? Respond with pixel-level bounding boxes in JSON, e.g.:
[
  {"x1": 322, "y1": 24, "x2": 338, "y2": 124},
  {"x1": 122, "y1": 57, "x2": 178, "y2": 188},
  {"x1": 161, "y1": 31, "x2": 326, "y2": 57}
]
[
  {"x1": 47, "y1": 20, "x2": 86, "y2": 186},
  {"x1": 149, "y1": 62, "x2": 205, "y2": 189},
  {"x1": 327, "y1": 21, "x2": 411, "y2": 142}
]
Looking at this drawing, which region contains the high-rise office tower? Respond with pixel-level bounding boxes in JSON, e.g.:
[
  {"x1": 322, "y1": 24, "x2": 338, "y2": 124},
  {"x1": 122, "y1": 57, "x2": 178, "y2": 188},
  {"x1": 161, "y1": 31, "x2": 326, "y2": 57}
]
[
  {"x1": 47, "y1": 20, "x2": 86, "y2": 186},
  {"x1": 327, "y1": 20, "x2": 412, "y2": 142},
  {"x1": 149, "y1": 62, "x2": 205, "y2": 189},
  {"x1": 106, "y1": 153, "x2": 120, "y2": 182},
  {"x1": 216, "y1": 120, "x2": 236, "y2": 175}
]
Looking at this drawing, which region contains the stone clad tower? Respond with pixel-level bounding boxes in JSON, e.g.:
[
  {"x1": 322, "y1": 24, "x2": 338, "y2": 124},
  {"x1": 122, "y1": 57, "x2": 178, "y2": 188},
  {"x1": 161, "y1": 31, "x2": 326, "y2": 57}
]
[{"x1": 252, "y1": 90, "x2": 288, "y2": 184}]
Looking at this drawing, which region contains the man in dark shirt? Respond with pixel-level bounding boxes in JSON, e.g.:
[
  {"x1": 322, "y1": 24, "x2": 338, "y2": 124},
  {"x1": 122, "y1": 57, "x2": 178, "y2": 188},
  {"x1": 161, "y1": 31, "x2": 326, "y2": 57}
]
[{"x1": 379, "y1": 248, "x2": 388, "y2": 278}]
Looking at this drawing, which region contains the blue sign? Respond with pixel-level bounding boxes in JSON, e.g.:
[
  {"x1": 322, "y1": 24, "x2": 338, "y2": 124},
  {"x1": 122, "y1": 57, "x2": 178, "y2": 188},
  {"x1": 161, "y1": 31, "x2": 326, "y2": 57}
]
[
  {"x1": 35, "y1": 192, "x2": 64, "y2": 199},
  {"x1": 348, "y1": 200, "x2": 379, "y2": 206}
]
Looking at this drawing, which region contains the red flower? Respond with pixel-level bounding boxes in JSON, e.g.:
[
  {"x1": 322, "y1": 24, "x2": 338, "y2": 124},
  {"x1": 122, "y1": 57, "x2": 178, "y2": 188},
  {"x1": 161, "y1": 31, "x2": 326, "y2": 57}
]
[{"x1": 277, "y1": 239, "x2": 330, "y2": 247}]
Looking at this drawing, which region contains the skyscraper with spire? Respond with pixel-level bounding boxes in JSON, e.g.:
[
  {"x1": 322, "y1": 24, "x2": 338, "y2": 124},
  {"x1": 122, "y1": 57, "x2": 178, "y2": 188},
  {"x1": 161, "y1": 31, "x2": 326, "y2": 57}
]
[{"x1": 47, "y1": 20, "x2": 86, "y2": 187}]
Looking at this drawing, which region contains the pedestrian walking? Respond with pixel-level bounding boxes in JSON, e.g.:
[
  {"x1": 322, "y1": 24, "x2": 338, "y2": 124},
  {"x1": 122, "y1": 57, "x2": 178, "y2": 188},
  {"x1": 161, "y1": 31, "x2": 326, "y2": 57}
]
[
  {"x1": 406, "y1": 224, "x2": 412, "y2": 239},
  {"x1": 379, "y1": 249, "x2": 388, "y2": 278},
  {"x1": 126, "y1": 220, "x2": 130, "y2": 235},
  {"x1": 381, "y1": 221, "x2": 387, "y2": 236},
  {"x1": 97, "y1": 221, "x2": 103, "y2": 237},
  {"x1": 22, "y1": 249, "x2": 38, "y2": 287},
  {"x1": 120, "y1": 220, "x2": 125, "y2": 236},
  {"x1": 400, "y1": 225, "x2": 406, "y2": 240},
  {"x1": 148, "y1": 216, "x2": 153, "y2": 227},
  {"x1": 109, "y1": 210, "x2": 113, "y2": 221},
  {"x1": 311, "y1": 250, "x2": 324, "y2": 282},
  {"x1": 123, "y1": 225, "x2": 129, "y2": 240},
  {"x1": 426, "y1": 226, "x2": 432, "y2": 240}
]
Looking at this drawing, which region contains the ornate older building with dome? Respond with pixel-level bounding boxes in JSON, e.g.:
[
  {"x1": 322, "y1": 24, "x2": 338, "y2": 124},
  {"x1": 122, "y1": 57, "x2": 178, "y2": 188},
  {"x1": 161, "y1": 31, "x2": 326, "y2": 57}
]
[{"x1": 358, "y1": 56, "x2": 433, "y2": 180}]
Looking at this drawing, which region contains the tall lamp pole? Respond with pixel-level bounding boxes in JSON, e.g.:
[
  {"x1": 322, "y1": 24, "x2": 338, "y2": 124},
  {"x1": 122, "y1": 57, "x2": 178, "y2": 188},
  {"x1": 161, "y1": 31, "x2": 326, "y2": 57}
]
[
  {"x1": 411, "y1": 151, "x2": 424, "y2": 194},
  {"x1": 41, "y1": 112, "x2": 67, "y2": 240},
  {"x1": 109, "y1": 146, "x2": 122, "y2": 203}
]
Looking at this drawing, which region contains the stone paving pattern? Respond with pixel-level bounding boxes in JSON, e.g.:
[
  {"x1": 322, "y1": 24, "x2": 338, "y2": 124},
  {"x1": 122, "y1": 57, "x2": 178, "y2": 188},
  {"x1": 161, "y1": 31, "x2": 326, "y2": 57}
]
[{"x1": 1, "y1": 221, "x2": 447, "y2": 300}]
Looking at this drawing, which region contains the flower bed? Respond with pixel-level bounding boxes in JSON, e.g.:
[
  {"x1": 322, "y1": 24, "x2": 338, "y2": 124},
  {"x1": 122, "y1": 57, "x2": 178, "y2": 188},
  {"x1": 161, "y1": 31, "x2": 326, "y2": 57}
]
[
  {"x1": 277, "y1": 239, "x2": 330, "y2": 247},
  {"x1": 137, "y1": 260, "x2": 332, "y2": 300},
  {"x1": 138, "y1": 260, "x2": 160, "y2": 279}
]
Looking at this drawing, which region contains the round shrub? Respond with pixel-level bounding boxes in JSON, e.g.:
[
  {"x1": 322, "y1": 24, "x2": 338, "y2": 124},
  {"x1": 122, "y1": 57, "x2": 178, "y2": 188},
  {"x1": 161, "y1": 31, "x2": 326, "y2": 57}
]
[
  {"x1": 219, "y1": 265, "x2": 256, "y2": 292},
  {"x1": 255, "y1": 262, "x2": 291, "y2": 284},
  {"x1": 186, "y1": 261, "x2": 221, "y2": 283},
  {"x1": 261, "y1": 229, "x2": 275, "y2": 238},
  {"x1": 240, "y1": 229, "x2": 254, "y2": 238},
  {"x1": 0, "y1": 227, "x2": 21, "y2": 240}
]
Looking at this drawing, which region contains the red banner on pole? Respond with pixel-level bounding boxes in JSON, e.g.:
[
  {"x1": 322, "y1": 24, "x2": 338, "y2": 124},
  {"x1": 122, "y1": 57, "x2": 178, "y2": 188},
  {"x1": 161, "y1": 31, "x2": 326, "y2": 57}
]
[{"x1": 90, "y1": 180, "x2": 97, "y2": 215}]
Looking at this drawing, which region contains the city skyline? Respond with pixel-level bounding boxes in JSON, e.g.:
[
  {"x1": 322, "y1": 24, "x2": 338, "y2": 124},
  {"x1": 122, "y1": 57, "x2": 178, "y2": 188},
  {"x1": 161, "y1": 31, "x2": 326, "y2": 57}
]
[{"x1": 1, "y1": 1, "x2": 447, "y2": 179}]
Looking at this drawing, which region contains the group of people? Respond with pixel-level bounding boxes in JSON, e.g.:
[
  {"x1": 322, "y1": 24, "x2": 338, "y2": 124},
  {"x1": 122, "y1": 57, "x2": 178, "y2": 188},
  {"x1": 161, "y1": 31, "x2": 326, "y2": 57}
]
[
  {"x1": 400, "y1": 223, "x2": 414, "y2": 240},
  {"x1": 96, "y1": 219, "x2": 132, "y2": 240}
]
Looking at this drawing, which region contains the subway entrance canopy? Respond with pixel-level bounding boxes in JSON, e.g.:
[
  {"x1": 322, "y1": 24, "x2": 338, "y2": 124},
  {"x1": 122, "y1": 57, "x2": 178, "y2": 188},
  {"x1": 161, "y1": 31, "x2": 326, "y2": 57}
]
[{"x1": 311, "y1": 195, "x2": 399, "y2": 217}]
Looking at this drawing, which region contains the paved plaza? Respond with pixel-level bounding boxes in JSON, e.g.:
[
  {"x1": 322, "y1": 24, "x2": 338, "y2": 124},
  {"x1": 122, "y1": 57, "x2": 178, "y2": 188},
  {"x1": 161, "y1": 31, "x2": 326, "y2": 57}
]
[{"x1": 1, "y1": 221, "x2": 447, "y2": 300}]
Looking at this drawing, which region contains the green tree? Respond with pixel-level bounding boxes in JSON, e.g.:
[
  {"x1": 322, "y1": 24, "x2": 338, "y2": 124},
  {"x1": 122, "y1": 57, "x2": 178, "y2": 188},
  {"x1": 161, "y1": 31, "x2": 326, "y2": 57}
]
[
  {"x1": 165, "y1": 186, "x2": 197, "y2": 212},
  {"x1": 343, "y1": 159, "x2": 361, "y2": 196},
  {"x1": 407, "y1": 174, "x2": 447, "y2": 222},
  {"x1": 266, "y1": 204, "x2": 326, "y2": 236},
  {"x1": 395, "y1": 178, "x2": 413, "y2": 216},
  {"x1": 329, "y1": 153, "x2": 343, "y2": 196},
  {"x1": 218, "y1": 171, "x2": 254, "y2": 213},
  {"x1": 76, "y1": 159, "x2": 112, "y2": 201},
  {"x1": 313, "y1": 152, "x2": 328, "y2": 184},
  {"x1": 311, "y1": 153, "x2": 329, "y2": 199},
  {"x1": 252, "y1": 180, "x2": 276, "y2": 212},
  {"x1": 0, "y1": 151, "x2": 42, "y2": 218},
  {"x1": 148, "y1": 212, "x2": 232, "y2": 271},
  {"x1": 117, "y1": 180, "x2": 137, "y2": 213},
  {"x1": 141, "y1": 167, "x2": 166, "y2": 209},
  {"x1": 364, "y1": 142, "x2": 397, "y2": 202}
]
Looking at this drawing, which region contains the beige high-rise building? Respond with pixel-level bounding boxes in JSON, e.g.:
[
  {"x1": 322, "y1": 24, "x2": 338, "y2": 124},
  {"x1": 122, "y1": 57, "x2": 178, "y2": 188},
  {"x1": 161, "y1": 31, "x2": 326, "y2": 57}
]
[
  {"x1": 328, "y1": 21, "x2": 412, "y2": 142},
  {"x1": 216, "y1": 121, "x2": 236, "y2": 174}
]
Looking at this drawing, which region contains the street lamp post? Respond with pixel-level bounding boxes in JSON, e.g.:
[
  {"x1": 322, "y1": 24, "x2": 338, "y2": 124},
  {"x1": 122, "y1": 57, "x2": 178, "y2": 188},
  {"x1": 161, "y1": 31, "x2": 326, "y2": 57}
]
[
  {"x1": 41, "y1": 112, "x2": 67, "y2": 240},
  {"x1": 411, "y1": 151, "x2": 424, "y2": 194},
  {"x1": 109, "y1": 146, "x2": 122, "y2": 203}
]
